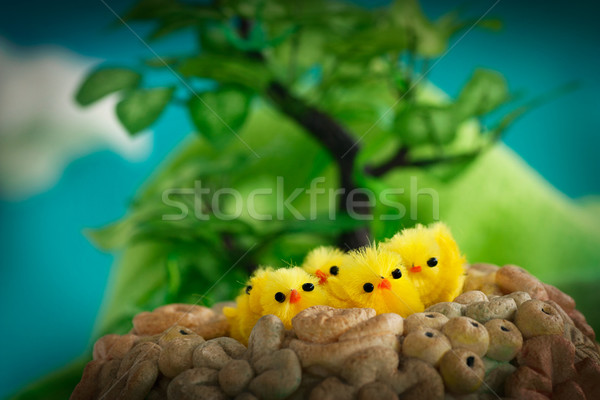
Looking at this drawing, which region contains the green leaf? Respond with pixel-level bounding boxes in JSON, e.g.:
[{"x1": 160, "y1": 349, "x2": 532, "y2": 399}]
[
  {"x1": 394, "y1": 105, "x2": 459, "y2": 147},
  {"x1": 199, "y1": 24, "x2": 234, "y2": 53},
  {"x1": 149, "y1": 16, "x2": 198, "y2": 40},
  {"x1": 188, "y1": 86, "x2": 252, "y2": 148},
  {"x1": 326, "y1": 27, "x2": 407, "y2": 61},
  {"x1": 456, "y1": 69, "x2": 509, "y2": 119},
  {"x1": 391, "y1": 0, "x2": 447, "y2": 56},
  {"x1": 180, "y1": 55, "x2": 271, "y2": 92},
  {"x1": 436, "y1": 10, "x2": 503, "y2": 39},
  {"x1": 85, "y1": 219, "x2": 136, "y2": 251},
  {"x1": 116, "y1": 87, "x2": 174, "y2": 134},
  {"x1": 75, "y1": 68, "x2": 141, "y2": 106}
]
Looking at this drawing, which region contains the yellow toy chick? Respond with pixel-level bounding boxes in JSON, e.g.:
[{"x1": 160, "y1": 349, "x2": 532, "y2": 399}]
[
  {"x1": 225, "y1": 266, "x2": 328, "y2": 343},
  {"x1": 223, "y1": 268, "x2": 269, "y2": 345},
  {"x1": 328, "y1": 246, "x2": 424, "y2": 316},
  {"x1": 302, "y1": 246, "x2": 345, "y2": 284},
  {"x1": 383, "y1": 222, "x2": 466, "y2": 307},
  {"x1": 258, "y1": 267, "x2": 329, "y2": 329},
  {"x1": 301, "y1": 246, "x2": 348, "y2": 308}
]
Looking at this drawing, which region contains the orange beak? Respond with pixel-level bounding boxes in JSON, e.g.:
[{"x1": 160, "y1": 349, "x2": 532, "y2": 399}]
[
  {"x1": 410, "y1": 266, "x2": 422, "y2": 273},
  {"x1": 315, "y1": 270, "x2": 328, "y2": 284},
  {"x1": 289, "y1": 289, "x2": 302, "y2": 304},
  {"x1": 378, "y1": 279, "x2": 391, "y2": 290}
]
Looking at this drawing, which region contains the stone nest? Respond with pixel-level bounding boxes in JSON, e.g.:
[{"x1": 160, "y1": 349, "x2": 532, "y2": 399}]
[{"x1": 72, "y1": 264, "x2": 600, "y2": 399}]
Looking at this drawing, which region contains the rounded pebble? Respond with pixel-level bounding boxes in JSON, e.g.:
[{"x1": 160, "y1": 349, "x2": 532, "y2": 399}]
[
  {"x1": 193, "y1": 341, "x2": 233, "y2": 370},
  {"x1": 495, "y1": 265, "x2": 548, "y2": 300},
  {"x1": 484, "y1": 319, "x2": 523, "y2": 361},
  {"x1": 249, "y1": 349, "x2": 302, "y2": 400},
  {"x1": 502, "y1": 291, "x2": 531, "y2": 307},
  {"x1": 464, "y1": 297, "x2": 517, "y2": 323},
  {"x1": 442, "y1": 317, "x2": 489, "y2": 357},
  {"x1": 292, "y1": 306, "x2": 375, "y2": 344},
  {"x1": 439, "y1": 349, "x2": 485, "y2": 394},
  {"x1": 514, "y1": 299, "x2": 564, "y2": 338},
  {"x1": 246, "y1": 315, "x2": 285, "y2": 364},
  {"x1": 158, "y1": 337, "x2": 205, "y2": 378},
  {"x1": 454, "y1": 291, "x2": 488, "y2": 305},
  {"x1": 339, "y1": 313, "x2": 404, "y2": 341},
  {"x1": 404, "y1": 312, "x2": 448, "y2": 334},
  {"x1": 340, "y1": 346, "x2": 398, "y2": 388},
  {"x1": 167, "y1": 367, "x2": 225, "y2": 400},
  {"x1": 219, "y1": 359, "x2": 254, "y2": 397},
  {"x1": 389, "y1": 357, "x2": 445, "y2": 399},
  {"x1": 402, "y1": 328, "x2": 452, "y2": 366},
  {"x1": 93, "y1": 334, "x2": 139, "y2": 361}
]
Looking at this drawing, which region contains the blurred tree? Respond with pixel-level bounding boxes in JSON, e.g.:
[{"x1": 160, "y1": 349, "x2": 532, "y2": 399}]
[{"x1": 13, "y1": 0, "x2": 600, "y2": 398}]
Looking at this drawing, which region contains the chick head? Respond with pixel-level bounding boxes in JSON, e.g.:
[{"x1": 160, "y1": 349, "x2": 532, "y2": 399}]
[
  {"x1": 302, "y1": 246, "x2": 346, "y2": 285},
  {"x1": 385, "y1": 223, "x2": 448, "y2": 281},
  {"x1": 259, "y1": 266, "x2": 328, "y2": 328},
  {"x1": 340, "y1": 246, "x2": 422, "y2": 316}
]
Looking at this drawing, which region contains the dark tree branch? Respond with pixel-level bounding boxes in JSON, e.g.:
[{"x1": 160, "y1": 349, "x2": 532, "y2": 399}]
[
  {"x1": 238, "y1": 18, "x2": 252, "y2": 39},
  {"x1": 366, "y1": 147, "x2": 481, "y2": 177},
  {"x1": 236, "y1": 19, "x2": 371, "y2": 249},
  {"x1": 365, "y1": 146, "x2": 409, "y2": 176},
  {"x1": 265, "y1": 82, "x2": 371, "y2": 249}
]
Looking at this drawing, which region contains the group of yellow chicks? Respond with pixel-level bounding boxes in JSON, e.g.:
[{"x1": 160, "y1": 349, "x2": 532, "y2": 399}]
[{"x1": 224, "y1": 222, "x2": 466, "y2": 344}]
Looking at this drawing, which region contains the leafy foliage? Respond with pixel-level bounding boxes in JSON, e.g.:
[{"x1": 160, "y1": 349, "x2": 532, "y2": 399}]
[
  {"x1": 456, "y1": 69, "x2": 510, "y2": 118},
  {"x1": 188, "y1": 86, "x2": 252, "y2": 147},
  {"x1": 116, "y1": 87, "x2": 174, "y2": 134},
  {"x1": 75, "y1": 67, "x2": 141, "y2": 106}
]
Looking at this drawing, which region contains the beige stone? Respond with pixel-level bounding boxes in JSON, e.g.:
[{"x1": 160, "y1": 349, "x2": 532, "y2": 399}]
[
  {"x1": 514, "y1": 300, "x2": 564, "y2": 339},
  {"x1": 292, "y1": 306, "x2": 376, "y2": 344},
  {"x1": 495, "y1": 265, "x2": 548, "y2": 300},
  {"x1": 439, "y1": 349, "x2": 485, "y2": 394},
  {"x1": 402, "y1": 328, "x2": 451, "y2": 366},
  {"x1": 484, "y1": 319, "x2": 523, "y2": 362},
  {"x1": 404, "y1": 312, "x2": 448, "y2": 335}
]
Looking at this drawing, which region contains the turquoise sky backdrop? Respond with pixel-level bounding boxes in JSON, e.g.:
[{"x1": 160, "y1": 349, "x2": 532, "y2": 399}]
[{"x1": 1, "y1": 0, "x2": 598, "y2": 397}]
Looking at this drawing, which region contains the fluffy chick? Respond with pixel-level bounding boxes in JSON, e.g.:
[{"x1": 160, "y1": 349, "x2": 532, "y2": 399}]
[
  {"x1": 383, "y1": 222, "x2": 466, "y2": 307},
  {"x1": 302, "y1": 246, "x2": 345, "y2": 284},
  {"x1": 301, "y1": 246, "x2": 348, "y2": 308},
  {"x1": 328, "y1": 246, "x2": 424, "y2": 316},
  {"x1": 259, "y1": 267, "x2": 329, "y2": 329},
  {"x1": 223, "y1": 268, "x2": 269, "y2": 345}
]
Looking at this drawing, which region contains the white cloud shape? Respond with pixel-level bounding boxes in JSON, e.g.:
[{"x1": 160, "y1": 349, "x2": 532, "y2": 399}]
[{"x1": 0, "y1": 38, "x2": 152, "y2": 200}]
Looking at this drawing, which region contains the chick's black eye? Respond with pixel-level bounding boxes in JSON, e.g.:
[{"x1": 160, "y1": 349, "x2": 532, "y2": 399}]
[
  {"x1": 329, "y1": 266, "x2": 339, "y2": 276},
  {"x1": 392, "y1": 268, "x2": 402, "y2": 279},
  {"x1": 302, "y1": 283, "x2": 314, "y2": 292},
  {"x1": 427, "y1": 257, "x2": 438, "y2": 267},
  {"x1": 245, "y1": 285, "x2": 252, "y2": 294},
  {"x1": 363, "y1": 283, "x2": 374, "y2": 293},
  {"x1": 275, "y1": 292, "x2": 286, "y2": 303}
]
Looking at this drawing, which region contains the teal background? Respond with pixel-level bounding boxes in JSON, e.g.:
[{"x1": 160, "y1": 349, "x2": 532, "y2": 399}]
[{"x1": 0, "y1": 0, "x2": 598, "y2": 397}]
